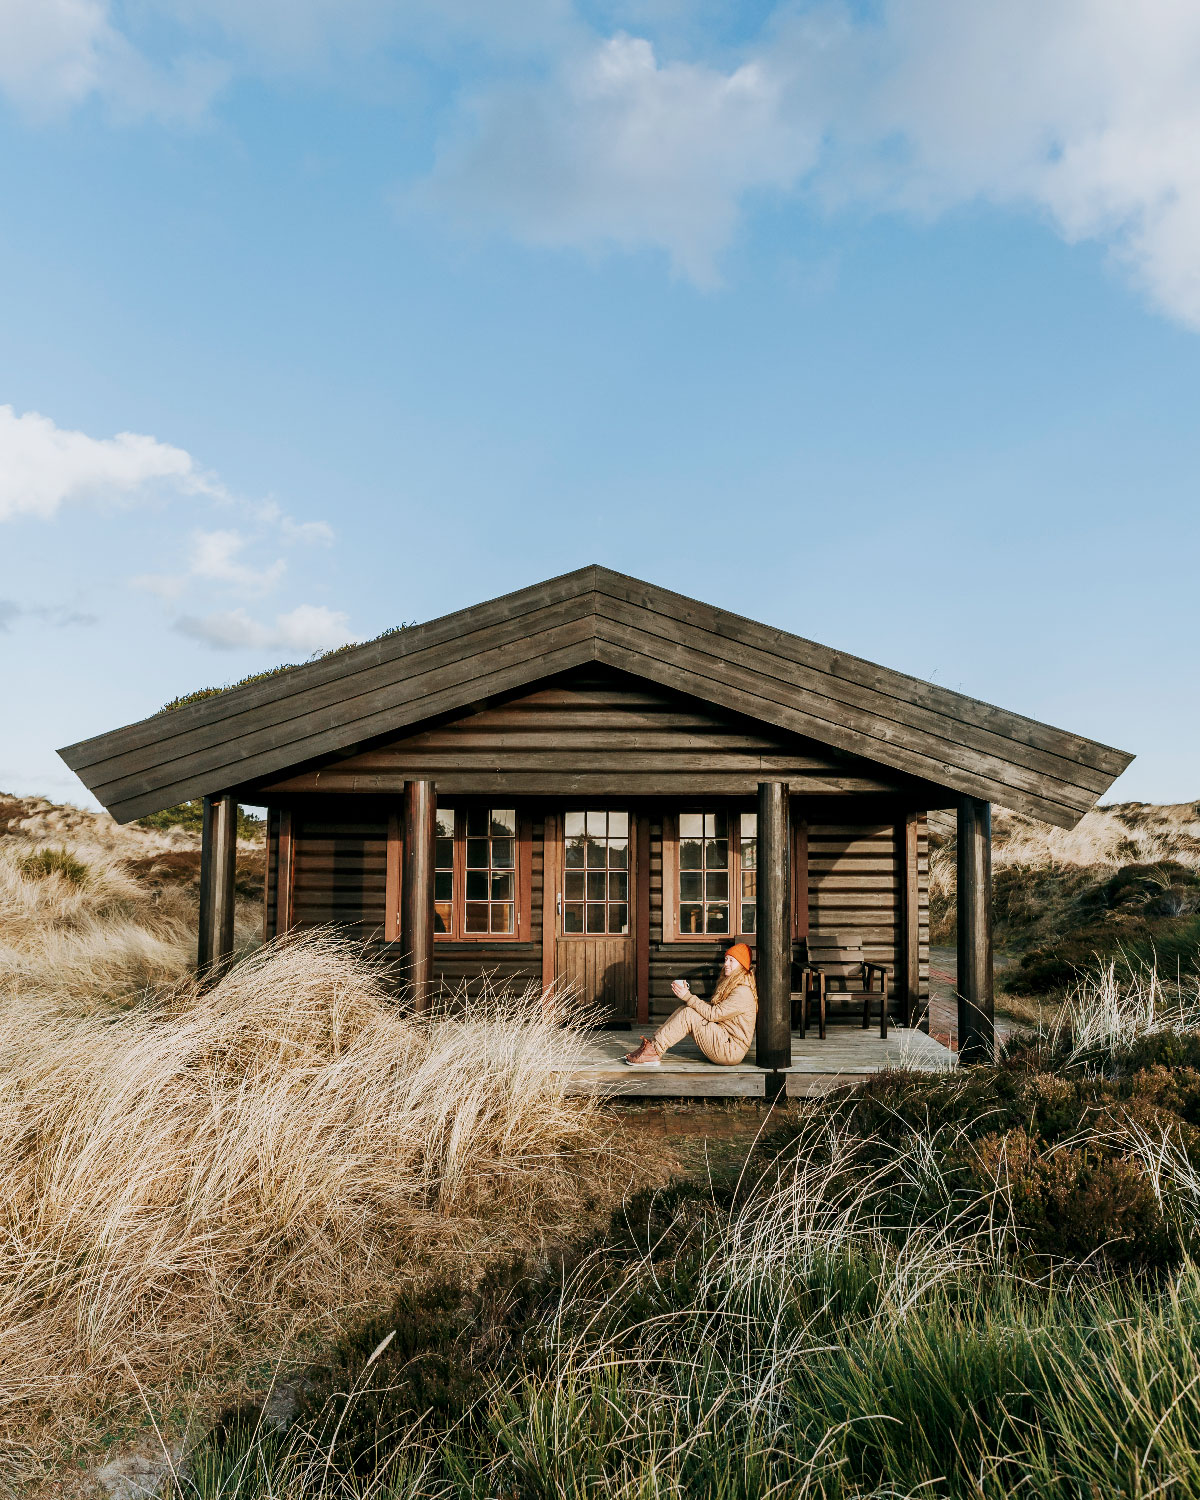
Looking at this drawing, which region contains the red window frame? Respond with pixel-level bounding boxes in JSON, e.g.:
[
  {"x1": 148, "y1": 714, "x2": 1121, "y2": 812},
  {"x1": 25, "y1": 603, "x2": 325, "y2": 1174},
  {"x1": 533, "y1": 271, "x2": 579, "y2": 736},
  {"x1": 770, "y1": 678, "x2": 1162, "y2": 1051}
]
[
  {"x1": 662, "y1": 808, "x2": 806, "y2": 944},
  {"x1": 422, "y1": 803, "x2": 532, "y2": 943}
]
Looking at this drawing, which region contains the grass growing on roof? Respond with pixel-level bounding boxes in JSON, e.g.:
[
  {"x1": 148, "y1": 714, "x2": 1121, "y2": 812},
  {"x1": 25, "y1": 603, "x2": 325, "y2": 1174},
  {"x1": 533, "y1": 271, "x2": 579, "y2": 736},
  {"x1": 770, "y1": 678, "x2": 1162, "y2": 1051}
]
[{"x1": 156, "y1": 624, "x2": 415, "y2": 714}]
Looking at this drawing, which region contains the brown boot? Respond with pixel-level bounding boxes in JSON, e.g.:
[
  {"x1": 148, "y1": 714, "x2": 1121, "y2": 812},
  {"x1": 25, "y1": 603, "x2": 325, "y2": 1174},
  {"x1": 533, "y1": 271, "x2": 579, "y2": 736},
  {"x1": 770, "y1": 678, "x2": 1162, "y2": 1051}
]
[{"x1": 624, "y1": 1037, "x2": 662, "y2": 1066}]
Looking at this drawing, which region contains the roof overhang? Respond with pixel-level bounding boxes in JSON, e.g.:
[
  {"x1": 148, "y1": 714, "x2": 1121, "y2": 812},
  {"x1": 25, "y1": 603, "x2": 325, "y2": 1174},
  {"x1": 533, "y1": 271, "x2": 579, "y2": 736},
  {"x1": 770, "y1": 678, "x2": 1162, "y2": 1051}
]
[{"x1": 58, "y1": 565, "x2": 1133, "y2": 827}]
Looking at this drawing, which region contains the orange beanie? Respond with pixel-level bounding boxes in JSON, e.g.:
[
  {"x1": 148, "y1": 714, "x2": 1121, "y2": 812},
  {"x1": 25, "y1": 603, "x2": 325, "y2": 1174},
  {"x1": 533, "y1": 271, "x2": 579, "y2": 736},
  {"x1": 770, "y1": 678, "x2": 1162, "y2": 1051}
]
[{"x1": 726, "y1": 942, "x2": 752, "y2": 973}]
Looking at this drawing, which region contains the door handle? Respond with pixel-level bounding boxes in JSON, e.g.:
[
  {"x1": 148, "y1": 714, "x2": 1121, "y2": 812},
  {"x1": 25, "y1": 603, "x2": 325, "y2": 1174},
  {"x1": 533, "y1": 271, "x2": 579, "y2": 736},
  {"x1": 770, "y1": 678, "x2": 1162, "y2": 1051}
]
[{"x1": 556, "y1": 893, "x2": 562, "y2": 916}]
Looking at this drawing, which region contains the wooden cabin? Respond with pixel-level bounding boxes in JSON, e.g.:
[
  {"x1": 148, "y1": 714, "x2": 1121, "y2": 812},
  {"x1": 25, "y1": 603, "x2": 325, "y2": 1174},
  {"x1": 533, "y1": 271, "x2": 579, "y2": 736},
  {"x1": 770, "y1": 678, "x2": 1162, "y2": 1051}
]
[{"x1": 59, "y1": 566, "x2": 1133, "y2": 1065}]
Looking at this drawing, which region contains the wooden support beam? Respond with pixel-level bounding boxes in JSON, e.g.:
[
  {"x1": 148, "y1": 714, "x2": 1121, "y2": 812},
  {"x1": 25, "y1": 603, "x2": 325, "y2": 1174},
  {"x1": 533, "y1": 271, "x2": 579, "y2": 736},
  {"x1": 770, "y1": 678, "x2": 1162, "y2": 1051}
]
[
  {"x1": 198, "y1": 793, "x2": 238, "y2": 974},
  {"x1": 275, "y1": 807, "x2": 294, "y2": 934},
  {"x1": 756, "y1": 780, "x2": 792, "y2": 1071},
  {"x1": 400, "y1": 779, "x2": 436, "y2": 1011},
  {"x1": 636, "y1": 814, "x2": 651, "y2": 1025},
  {"x1": 899, "y1": 812, "x2": 921, "y2": 1027},
  {"x1": 956, "y1": 796, "x2": 995, "y2": 1063}
]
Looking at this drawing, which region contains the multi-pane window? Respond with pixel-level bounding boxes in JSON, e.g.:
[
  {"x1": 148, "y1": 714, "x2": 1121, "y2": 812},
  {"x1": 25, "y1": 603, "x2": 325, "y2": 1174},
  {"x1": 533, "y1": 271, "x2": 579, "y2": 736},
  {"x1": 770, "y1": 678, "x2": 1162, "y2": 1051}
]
[
  {"x1": 739, "y1": 813, "x2": 757, "y2": 934},
  {"x1": 431, "y1": 805, "x2": 519, "y2": 938},
  {"x1": 676, "y1": 810, "x2": 756, "y2": 938},
  {"x1": 465, "y1": 808, "x2": 516, "y2": 934},
  {"x1": 434, "y1": 807, "x2": 455, "y2": 934},
  {"x1": 678, "y1": 811, "x2": 730, "y2": 935},
  {"x1": 563, "y1": 810, "x2": 629, "y2": 935}
]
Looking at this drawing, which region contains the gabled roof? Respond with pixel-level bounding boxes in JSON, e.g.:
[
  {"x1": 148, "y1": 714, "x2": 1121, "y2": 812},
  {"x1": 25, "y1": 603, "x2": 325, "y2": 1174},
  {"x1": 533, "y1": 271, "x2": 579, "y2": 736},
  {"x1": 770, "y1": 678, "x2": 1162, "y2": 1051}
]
[{"x1": 59, "y1": 565, "x2": 1133, "y2": 827}]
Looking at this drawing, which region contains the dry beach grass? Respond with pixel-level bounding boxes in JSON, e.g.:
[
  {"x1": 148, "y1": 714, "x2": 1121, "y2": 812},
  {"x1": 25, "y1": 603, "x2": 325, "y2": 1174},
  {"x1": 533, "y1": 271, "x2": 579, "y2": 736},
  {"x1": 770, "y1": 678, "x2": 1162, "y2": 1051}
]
[
  {"x1": 0, "y1": 801, "x2": 641, "y2": 1488},
  {"x1": 4, "y1": 792, "x2": 1200, "y2": 1495},
  {"x1": 0, "y1": 931, "x2": 633, "y2": 1484}
]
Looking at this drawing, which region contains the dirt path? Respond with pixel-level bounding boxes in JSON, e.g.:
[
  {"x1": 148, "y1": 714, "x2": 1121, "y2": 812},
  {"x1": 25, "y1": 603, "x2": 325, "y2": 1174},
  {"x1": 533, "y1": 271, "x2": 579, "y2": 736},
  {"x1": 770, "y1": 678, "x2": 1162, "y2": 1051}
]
[{"x1": 929, "y1": 945, "x2": 1030, "y2": 1050}]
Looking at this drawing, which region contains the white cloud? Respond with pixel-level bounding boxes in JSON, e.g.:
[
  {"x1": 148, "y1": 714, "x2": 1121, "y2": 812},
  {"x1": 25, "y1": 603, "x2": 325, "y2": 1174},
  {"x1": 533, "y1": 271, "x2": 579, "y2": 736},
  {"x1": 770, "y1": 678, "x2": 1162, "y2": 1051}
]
[
  {"x1": 833, "y1": 0, "x2": 1200, "y2": 328},
  {"x1": 255, "y1": 500, "x2": 334, "y2": 546},
  {"x1": 0, "y1": 0, "x2": 111, "y2": 110},
  {"x1": 0, "y1": 0, "x2": 563, "y2": 117},
  {"x1": 173, "y1": 603, "x2": 354, "y2": 653},
  {"x1": 134, "y1": 510, "x2": 334, "y2": 604},
  {"x1": 7, "y1": 1, "x2": 1200, "y2": 327},
  {"x1": 426, "y1": 32, "x2": 816, "y2": 285},
  {"x1": 0, "y1": 598, "x2": 97, "y2": 630},
  {"x1": 420, "y1": 1, "x2": 1200, "y2": 326},
  {"x1": 0, "y1": 0, "x2": 225, "y2": 119},
  {"x1": 0, "y1": 405, "x2": 222, "y2": 521},
  {"x1": 189, "y1": 528, "x2": 286, "y2": 592}
]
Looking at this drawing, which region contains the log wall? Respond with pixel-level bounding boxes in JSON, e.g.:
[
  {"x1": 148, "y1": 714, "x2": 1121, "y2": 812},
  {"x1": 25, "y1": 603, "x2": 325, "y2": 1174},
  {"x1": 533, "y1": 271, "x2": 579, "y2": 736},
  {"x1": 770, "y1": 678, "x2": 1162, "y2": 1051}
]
[
  {"x1": 258, "y1": 669, "x2": 909, "y2": 800},
  {"x1": 264, "y1": 801, "x2": 929, "y2": 1020}
]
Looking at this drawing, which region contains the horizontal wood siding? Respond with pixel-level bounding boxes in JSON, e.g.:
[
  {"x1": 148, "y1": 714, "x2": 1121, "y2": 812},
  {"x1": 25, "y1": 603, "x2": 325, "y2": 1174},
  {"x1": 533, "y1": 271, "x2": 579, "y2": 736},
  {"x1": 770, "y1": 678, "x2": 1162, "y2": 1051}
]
[
  {"x1": 647, "y1": 813, "x2": 917, "y2": 1023},
  {"x1": 918, "y1": 815, "x2": 931, "y2": 1022},
  {"x1": 259, "y1": 670, "x2": 906, "y2": 800},
  {"x1": 808, "y1": 822, "x2": 899, "y2": 1020},
  {"x1": 429, "y1": 813, "x2": 544, "y2": 999},
  {"x1": 290, "y1": 810, "x2": 389, "y2": 938},
  {"x1": 263, "y1": 798, "x2": 925, "y2": 1024},
  {"x1": 264, "y1": 807, "x2": 280, "y2": 941}
]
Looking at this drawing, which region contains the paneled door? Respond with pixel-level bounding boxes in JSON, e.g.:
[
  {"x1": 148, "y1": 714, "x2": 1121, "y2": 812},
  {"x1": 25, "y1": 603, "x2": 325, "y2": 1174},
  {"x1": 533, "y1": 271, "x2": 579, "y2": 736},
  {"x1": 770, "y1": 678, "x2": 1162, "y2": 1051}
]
[{"x1": 554, "y1": 809, "x2": 637, "y2": 1021}]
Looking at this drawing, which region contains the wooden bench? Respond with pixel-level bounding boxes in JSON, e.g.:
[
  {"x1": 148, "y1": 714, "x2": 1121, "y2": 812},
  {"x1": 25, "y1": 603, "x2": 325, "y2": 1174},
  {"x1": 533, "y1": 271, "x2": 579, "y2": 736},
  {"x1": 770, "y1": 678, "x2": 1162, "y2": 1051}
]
[{"x1": 794, "y1": 932, "x2": 891, "y2": 1039}]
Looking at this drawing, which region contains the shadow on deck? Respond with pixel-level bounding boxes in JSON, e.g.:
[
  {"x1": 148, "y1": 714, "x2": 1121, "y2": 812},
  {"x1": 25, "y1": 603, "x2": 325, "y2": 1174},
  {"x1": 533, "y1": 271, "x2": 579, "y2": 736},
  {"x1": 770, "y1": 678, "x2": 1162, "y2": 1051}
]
[{"x1": 561, "y1": 1025, "x2": 955, "y2": 1098}]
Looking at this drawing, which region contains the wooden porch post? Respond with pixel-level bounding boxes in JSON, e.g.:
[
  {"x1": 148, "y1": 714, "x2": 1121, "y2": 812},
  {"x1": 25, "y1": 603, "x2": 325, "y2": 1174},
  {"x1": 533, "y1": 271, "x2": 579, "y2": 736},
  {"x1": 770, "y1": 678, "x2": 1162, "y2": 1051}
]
[
  {"x1": 756, "y1": 781, "x2": 792, "y2": 1071},
  {"x1": 400, "y1": 779, "x2": 436, "y2": 1012},
  {"x1": 198, "y1": 793, "x2": 238, "y2": 974},
  {"x1": 899, "y1": 811, "x2": 921, "y2": 1027},
  {"x1": 956, "y1": 796, "x2": 995, "y2": 1063}
]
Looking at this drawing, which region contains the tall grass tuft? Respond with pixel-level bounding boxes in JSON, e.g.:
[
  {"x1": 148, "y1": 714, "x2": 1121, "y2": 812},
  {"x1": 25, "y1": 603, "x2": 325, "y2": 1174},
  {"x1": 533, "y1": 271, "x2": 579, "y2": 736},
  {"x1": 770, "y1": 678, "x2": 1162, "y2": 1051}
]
[
  {"x1": 0, "y1": 930, "x2": 630, "y2": 1480},
  {"x1": 1051, "y1": 956, "x2": 1200, "y2": 1062},
  {"x1": 0, "y1": 836, "x2": 199, "y2": 1014},
  {"x1": 17, "y1": 844, "x2": 89, "y2": 885}
]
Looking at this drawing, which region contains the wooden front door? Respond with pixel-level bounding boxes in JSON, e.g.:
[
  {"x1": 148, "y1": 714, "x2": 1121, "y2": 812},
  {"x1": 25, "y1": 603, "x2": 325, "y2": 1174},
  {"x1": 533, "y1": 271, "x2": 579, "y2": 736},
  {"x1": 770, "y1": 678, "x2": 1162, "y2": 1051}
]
[{"x1": 553, "y1": 809, "x2": 637, "y2": 1021}]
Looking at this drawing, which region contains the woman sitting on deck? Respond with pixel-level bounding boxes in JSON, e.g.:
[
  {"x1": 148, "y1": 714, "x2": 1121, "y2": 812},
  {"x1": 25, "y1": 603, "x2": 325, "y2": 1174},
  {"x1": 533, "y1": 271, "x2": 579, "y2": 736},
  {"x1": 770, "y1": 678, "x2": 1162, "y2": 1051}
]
[{"x1": 625, "y1": 944, "x2": 758, "y2": 1067}]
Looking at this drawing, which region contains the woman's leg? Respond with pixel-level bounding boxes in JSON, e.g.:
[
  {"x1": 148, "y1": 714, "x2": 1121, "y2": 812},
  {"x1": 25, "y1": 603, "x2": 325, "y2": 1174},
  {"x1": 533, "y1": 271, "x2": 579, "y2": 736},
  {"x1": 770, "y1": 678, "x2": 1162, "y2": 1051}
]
[
  {"x1": 653, "y1": 1008, "x2": 747, "y2": 1064},
  {"x1": 652, "y1": 1005, "x2": 696, "y2": 1055}
]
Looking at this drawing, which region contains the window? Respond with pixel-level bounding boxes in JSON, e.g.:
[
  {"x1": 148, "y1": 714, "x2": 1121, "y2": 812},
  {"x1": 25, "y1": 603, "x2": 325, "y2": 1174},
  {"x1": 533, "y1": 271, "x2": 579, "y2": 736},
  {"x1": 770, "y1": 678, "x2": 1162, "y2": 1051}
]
[
  {"x1": 434, "y1": 806, "x2": 455, "y2": 935},
  {"x1": 465, "y1": 807, "x2": 516, "y2": 934},
  {"x1": 430, "y1": 805, "x2": 525, "y2": 940},
  {"x1": 669, "y1": 810, "x2": 757, "y2": 940},
  {"x1": 739, "y1": 813, "x2": 757, "y2": 933},
  {"x1": 563, "y1": 810, "x2": 629, "y2": 935},
  {"x1": 678, "y1": 811, "x2": 729, "y2": 935}
]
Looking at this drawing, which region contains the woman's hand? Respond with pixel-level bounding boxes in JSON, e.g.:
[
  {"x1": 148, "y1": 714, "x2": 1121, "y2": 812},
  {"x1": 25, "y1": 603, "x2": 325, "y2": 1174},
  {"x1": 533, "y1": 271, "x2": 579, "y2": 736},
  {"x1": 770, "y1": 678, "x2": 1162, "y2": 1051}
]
[{"x1": 671, "y1": 978, "x2": 692, "y2": 1002}]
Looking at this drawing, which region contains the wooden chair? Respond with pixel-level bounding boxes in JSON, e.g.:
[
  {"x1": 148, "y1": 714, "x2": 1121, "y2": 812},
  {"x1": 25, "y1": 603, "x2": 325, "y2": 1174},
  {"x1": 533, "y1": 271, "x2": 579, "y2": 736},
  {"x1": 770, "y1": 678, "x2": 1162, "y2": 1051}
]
[{"x1": 794, "y1": 932, "x2": 891, "y2": 1039}]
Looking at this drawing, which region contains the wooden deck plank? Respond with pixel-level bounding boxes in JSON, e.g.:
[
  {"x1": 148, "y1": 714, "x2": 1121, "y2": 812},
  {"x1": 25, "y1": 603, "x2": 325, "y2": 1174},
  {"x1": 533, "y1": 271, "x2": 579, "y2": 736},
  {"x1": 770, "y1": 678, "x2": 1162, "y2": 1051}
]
[{"x1": 559, "y1": 1025, "x2": 954, "y2": 1097}]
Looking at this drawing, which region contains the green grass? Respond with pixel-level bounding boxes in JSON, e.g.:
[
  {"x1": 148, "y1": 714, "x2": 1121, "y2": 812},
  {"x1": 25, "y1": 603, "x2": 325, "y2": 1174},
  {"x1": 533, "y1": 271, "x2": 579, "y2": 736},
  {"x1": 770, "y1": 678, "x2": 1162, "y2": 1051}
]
[
  {"x1": 182, "y1": 973, "x2": 1200, "y2": 1500},
  {"x1": 135, "y1": 802, "x2": 264, "y2": 839},
  {"x1": 932, "y1": 851, "x2": 1200, "y2": 1000},
  {"x1": 156, "y1": 626, "x2": 414, "y2": 715},
  {"x1": 18, "y1": 845, "x2": 88, "y2": 885}
]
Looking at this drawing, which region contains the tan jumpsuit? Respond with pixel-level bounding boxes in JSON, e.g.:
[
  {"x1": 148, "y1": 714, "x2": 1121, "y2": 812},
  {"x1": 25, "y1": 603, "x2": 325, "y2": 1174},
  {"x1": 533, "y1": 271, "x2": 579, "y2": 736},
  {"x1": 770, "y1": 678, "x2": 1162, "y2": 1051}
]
[{"x1": 653, "y1": 979, "x2": 757, "y2": 1065}]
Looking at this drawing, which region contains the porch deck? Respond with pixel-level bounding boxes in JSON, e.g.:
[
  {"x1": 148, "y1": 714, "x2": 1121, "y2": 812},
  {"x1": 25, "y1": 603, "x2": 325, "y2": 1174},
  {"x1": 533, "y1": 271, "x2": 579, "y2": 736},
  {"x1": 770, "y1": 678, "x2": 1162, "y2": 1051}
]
[{"x1": 561, "y1": 1024, "x2": 954, "y2": 1098}]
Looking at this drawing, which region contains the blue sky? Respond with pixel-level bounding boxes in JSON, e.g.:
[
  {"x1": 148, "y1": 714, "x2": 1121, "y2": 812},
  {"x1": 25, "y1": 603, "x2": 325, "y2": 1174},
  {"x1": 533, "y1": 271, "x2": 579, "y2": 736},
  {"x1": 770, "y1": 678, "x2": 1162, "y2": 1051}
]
[{"x1": 2, "y1": 0, "x2": 1198, "y2": 809}]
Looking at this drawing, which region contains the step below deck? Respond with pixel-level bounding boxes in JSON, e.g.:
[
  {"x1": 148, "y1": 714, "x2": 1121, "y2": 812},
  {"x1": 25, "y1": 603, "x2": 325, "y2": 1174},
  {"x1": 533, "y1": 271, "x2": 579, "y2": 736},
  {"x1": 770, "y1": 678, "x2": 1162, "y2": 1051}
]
[{"x1": 561, "y1": 1025, "x2": 954, "y2": 1098}]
